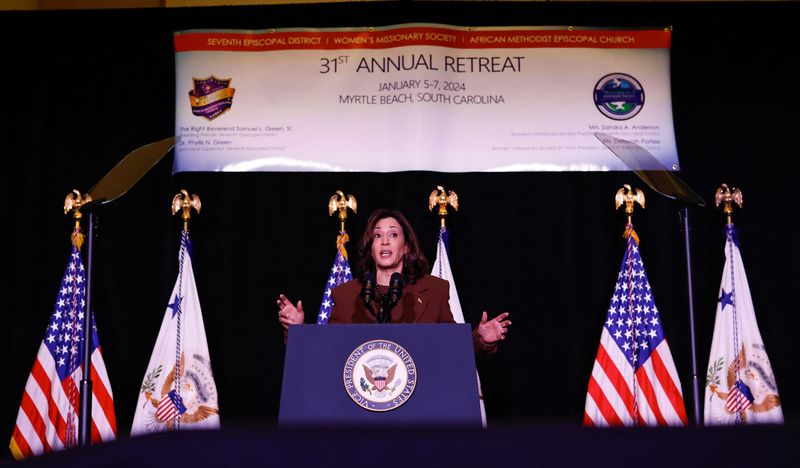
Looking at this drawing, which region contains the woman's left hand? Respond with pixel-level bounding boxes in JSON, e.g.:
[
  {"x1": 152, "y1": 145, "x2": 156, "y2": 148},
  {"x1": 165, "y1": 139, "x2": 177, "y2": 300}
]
[{"x1": 477, "y1": 311, "x2": 511, "y2": 346}]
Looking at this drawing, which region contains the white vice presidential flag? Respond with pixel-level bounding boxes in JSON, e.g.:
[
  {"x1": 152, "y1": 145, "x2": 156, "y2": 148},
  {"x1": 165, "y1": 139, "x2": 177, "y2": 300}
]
[
  {"x1": 431, "y1": 227, "x2": 487, "y2": 428},
  {"x1": 131, "y1": 232, "x2": 220, "y2": 435},
  {"x1": 704, "y1": 225, "x2": 782, "y2": 425}
]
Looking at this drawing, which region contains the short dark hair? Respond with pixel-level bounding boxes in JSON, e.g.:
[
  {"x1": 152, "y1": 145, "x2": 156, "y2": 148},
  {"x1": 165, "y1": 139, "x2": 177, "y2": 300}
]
[{"x1": 357, "y1": 208, "x2": 429, "y2": 284}]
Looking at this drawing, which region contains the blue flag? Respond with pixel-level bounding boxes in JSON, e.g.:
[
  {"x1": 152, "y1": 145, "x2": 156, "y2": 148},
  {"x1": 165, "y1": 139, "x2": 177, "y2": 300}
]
[{"x1": 317, "y1": 233, "x2": 352, "y2": 324}]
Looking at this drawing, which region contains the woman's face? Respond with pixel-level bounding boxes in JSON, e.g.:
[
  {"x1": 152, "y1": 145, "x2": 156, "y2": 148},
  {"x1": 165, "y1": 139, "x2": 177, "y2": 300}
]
[{"x1": 370, "y1": 216, "x2": 407, "y2": 274}]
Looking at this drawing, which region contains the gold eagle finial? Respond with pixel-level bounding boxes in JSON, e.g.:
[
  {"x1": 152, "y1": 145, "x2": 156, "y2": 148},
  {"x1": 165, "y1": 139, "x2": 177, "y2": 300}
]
[
  {"x1": 615, "y1": 184, "x2": 645, "y2": 225},
  {"x1": 328, "y1": 190, "x2": 357, "y2": 233},
  {"x1": 63, "y1": 189, "x2": 92, "y2": 248},
  {"x1": 715, "y1": 183, "x2": 743, "y2": 226},
  {"x1": 172, "y1": 189, "x2": 201, "y2": 232},
  {"x1": 429, "y1": 185, "x2": 458, "y2": 229}
]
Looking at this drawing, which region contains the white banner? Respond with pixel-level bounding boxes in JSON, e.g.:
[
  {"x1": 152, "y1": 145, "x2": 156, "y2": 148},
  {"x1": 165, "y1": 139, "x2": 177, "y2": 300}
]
[{"x1": 173, "y1": 24, "x2": 679, "y2": 172}]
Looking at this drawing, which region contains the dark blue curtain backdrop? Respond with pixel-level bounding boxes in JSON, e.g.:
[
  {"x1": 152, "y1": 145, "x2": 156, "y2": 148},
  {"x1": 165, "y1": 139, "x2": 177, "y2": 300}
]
[{"x1": 2, "y1": 2, "x2": 799, "y2": 458}]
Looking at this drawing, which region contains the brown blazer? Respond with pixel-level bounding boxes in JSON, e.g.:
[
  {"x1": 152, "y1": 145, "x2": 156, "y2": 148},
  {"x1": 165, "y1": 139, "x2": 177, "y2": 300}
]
[
  {"x1": 329, "y1": 274, "x2": 495, "y2": 353},
  {"x1": 329, "y1": 274, "x2": 455, "y2": 324}
]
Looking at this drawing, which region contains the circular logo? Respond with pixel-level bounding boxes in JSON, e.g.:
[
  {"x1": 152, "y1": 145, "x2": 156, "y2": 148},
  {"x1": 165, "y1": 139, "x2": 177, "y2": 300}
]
[
  {"x1": 343, "y1": 339, "x2": 417, "y2": 412},
  {"x1": 593, "y1": 73, "x2": 645, "y2": 120}
]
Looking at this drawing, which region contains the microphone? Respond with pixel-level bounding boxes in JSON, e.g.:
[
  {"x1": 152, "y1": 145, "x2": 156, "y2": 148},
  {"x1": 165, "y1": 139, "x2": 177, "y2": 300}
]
[
  {"x1": 387, "y1": 272, "x2": 404, "y2": 308},
  {"x1": 376, "y1": 272, "x2": 403, "y2": 324},
  {"x1": 360, "y1": 272, "x2": 375, "y2": 305}
]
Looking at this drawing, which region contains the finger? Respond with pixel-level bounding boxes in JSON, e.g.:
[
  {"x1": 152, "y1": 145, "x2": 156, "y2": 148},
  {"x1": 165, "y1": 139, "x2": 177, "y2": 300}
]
[
  {"x1": 480, "y1": 311, "x2": 488, "y2": 323},
  {"x1": 495, "y1": 312, "x2": 510, "y2": 320},
  {"x1": 297, "y1": 300, "x2": 304, "y2": 313}
]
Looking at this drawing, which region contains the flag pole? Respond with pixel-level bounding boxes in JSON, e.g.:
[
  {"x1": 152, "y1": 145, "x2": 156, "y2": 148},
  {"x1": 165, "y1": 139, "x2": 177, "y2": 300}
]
[
  {"x1": 63, "y1": 190, "x2": 96, "y2": 447},
  {"x1": 705, "y1": 184, "x2": 742, "y2": 424},
  {"x1": 316, "y1": 191, "x2": 356, "y2": 325},
  {"x1": 615, "y1": 185, "x2": 644, "y2": 424},
  {"x1": 170, "y1": 189, "x2": 201, "y2": 431}
]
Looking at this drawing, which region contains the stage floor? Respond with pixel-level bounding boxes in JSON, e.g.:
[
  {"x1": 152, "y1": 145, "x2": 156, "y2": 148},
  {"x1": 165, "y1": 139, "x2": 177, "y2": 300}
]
[{"x1": 9, "y1": 423, "x2": 798, "y2": 467}]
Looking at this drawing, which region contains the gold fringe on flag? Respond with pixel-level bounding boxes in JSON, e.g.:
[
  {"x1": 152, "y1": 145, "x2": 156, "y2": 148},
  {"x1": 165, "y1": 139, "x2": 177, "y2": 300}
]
[
  {"x1": 336, "y1": 232, "x2": 350, "y2": 259},
  {"x1": 623, "y1": 225, "x2": 640, "y2": 245},
  {"x1": 71, "y1": 227, "x2": 84, "y2": 250}
]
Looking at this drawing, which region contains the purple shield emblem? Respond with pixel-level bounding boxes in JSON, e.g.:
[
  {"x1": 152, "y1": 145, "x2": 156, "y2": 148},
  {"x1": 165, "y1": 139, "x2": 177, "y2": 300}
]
[{"x1": 188, "y1": 76, "x2": 236, "y2": 121}]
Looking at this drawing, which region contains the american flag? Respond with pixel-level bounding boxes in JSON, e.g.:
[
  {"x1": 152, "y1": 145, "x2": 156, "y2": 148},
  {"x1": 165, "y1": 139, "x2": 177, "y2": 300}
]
[
  {"x1": 584, "y1": 227, "x2": 688, "y2": 426},
  {"x1": 9, "y1": 242, "x2": 117, "y2": 459},
  {"x1": 316, "y1": 232, "x2": 352, "y2": 324}
]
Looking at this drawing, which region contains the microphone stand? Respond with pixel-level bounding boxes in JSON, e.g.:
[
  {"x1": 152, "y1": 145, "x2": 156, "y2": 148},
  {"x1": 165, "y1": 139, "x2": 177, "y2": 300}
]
[
  {"x1": 365, "y1": 303, "x2": 377, "y2": 322},
  {"x1": 680, "y1": 207, "x2": 701, "y2": 425},
  {"x1": 71, "y1": 136, "x2": 177, "y2": 447},
  {"x1": 375, "y1": 292, "x2": 390, "y2": 324}
]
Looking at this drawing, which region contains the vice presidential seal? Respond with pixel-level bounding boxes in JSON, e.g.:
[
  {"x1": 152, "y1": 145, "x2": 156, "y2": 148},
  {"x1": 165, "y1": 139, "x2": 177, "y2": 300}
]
[
  {"x1": 594, "y1": 73, "x2": 645, "y2": 120},
  {"x1": 343, "y1": 339, "x2": 417, "y2": 412}
]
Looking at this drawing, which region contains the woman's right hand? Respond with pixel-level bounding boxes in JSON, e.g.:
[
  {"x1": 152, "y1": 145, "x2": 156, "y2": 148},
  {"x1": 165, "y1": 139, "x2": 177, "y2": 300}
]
[{"x1": 277, "y1": 294, "x2": 305, "y2": 330}]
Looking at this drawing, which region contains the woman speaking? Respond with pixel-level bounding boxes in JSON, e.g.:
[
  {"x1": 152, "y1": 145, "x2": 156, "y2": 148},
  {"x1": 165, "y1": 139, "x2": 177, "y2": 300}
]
[{"x1": 277, "y1": 208, "x2": 510, "y2": 352}]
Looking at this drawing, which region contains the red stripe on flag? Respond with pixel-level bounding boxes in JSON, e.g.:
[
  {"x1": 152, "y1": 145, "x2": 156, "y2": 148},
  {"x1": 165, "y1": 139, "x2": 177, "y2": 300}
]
[
  {"x1": 91, "y1": 420, "x2": 101, "y2": 444},
  {"x1": 595, "y1": 344, "x2": 635, "y2": 417},
  {"x1": 31, "y1": 359, "x2": 68, "y2": 443},
  {"x1": 60, "y1": 375, "x2": 79, "y2": 445},
  {"x1": 586, "y1": 375, "x2": 624, "y2": 426},
  {"x1": 90, "y1": 360, "x2": 118, "y2": 433},
  {"x1": 635, "y1": 366, "x2": 667, "y2": 426},
  {"x1": 635, "y1": 406, "x2": 647, "y2": 426},
  {"x1": 19, "y1": 391, "x2": 52, "y2": 454},
  {"x1": 11, "y1": 425, "x2": 34, "y2": 460},
  {"x1": 583, "y1": 411, "x2": 595, "y2": 427},
  {"x1": 650, "y1": 349, "x2": 688, "y2": 424}
]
